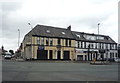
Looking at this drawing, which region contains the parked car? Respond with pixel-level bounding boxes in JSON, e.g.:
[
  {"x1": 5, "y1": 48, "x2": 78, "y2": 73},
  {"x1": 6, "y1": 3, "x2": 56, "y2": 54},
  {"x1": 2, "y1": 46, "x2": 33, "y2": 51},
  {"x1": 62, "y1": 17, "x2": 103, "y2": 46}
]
[
  {"x1": 108, "y1": 58, "x2": 115, "y2": 62},
  {"x1": 4, "y1": 53, "x2": 12, "y2": 59},
  {"x1": 114, "y1": 58, "x2": 120, "y2": 62}
]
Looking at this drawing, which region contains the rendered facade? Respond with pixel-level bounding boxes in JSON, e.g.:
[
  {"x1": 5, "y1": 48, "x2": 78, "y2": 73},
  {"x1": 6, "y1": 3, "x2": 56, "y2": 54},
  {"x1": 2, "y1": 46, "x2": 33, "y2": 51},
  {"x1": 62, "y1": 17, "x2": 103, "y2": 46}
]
[{"x1": 21, "y1": 24, "x2": 118, "y2": 61}]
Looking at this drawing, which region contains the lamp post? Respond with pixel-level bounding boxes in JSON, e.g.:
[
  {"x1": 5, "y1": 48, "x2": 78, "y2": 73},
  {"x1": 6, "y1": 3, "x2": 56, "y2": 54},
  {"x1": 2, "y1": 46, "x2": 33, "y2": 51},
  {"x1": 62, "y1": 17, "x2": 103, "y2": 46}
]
[
  {"x1": 28, "y1": 23, "x2": 33, "y2": 29},
  {"x1": 18, "y1": 29, "x2": 20, "y2": 47},
  {"x1": 98, "y1": 23, "x2": 100, "y2": 35}
]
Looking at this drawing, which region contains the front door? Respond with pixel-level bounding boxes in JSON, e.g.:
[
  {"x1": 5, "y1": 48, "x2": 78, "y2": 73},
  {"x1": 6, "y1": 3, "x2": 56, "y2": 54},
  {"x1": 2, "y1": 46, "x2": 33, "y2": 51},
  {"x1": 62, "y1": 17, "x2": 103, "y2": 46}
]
[
  {"x1": 77, "y1": 55, "x2": 83, "y2": 61},
  {"x1": 49, "y1": 50, "x2": 53, "y2": 60},
  {"x1": 37, "y1": 50, "x2": 48, "y2": 60},
  {"x1": 63, "y1": 51, "x2": 70, "y2": 60},
  {"x1": 57, "y1": 51, "x2": 61, "y2": 60}
]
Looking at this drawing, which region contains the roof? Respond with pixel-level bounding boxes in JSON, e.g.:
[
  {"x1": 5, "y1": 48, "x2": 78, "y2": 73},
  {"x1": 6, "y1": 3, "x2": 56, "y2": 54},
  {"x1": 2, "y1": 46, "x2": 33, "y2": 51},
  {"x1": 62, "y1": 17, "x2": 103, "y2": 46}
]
[
  {"x1": 26, "y1": 24, "x2": 75, "y2": 39},
  {"x1": 25, "y1": 24, "x2": 116, "y2": 44},
  {"x1": 72, "y1": 31, "x2": 116, "y2": 43}
]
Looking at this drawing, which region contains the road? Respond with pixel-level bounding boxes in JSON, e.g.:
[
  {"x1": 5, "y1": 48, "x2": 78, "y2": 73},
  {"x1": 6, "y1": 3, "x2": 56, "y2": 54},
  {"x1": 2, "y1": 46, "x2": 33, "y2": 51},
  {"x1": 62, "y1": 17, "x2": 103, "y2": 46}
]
[{"x1": 2, "y1": 60, "x2": 119, "y2": 81}]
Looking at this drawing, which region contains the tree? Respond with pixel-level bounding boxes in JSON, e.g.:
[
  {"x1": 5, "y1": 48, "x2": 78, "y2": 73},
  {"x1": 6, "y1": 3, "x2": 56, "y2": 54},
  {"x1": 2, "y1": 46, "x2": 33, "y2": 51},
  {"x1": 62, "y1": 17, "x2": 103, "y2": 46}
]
[{"x1": 9, "y1": 50, "x2": 14, "y2": 55}]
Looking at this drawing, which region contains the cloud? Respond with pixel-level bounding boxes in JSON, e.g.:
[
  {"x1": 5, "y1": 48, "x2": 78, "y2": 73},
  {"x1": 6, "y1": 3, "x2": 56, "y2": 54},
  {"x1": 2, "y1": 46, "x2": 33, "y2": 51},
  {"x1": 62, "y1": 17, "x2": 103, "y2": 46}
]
[{"x1": 0, "y1": 0, "x2": 118, "y2": 51}]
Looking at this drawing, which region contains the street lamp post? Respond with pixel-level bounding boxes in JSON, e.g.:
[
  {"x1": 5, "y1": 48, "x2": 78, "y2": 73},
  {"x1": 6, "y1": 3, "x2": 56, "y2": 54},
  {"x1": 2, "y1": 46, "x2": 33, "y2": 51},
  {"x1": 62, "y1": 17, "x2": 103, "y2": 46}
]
[
  {"x1": 18, "y1": 29, "x2": 20, "y2": 47},
  {"x1": 98, "y1": 23, "x2": 100, "y2": 35},
  {"x1": 28, "y1": 23, "x2": 33, "y2": 29}
]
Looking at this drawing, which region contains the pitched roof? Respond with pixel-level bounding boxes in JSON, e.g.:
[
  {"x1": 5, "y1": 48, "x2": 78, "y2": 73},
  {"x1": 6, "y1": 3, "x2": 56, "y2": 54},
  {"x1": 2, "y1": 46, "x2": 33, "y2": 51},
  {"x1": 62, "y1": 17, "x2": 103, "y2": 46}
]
[
  {"x1": 72, "y1": 31, "x2": 116, "y2": 43},
  {"x1": 26, "y1": 24, "x2": 75, "y2": 39},
  {"x1": 25, "y1": 24, "x2": 116, "y2": 44}
]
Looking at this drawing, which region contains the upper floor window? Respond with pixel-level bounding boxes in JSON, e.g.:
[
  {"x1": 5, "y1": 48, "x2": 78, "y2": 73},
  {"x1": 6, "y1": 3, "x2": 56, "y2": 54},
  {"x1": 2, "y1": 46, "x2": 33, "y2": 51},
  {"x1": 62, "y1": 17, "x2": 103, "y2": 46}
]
[
  {"x1": 76, "y1": 34, "x2": 80, "y2": 38},
  {"x1": 78, "y1": 41, "x2": 80, "y2": 48},
  {"x1": 62, "y1": 32, "x2": 65, "y2": 35},
  {"x1": 41, "y1": 37, "x2": 44, "y2": 45},
  {"x1": 108, "y1": 44, "x2": 110, "y2": 49},
  {"x1": 81, "y1": 42, "x2": 83, "y2": 48},
  {"x1": 37, "y1": 37, "x2": 40, "y2": 44},
  {"x1": 50, "y1": 39, "x2": 53, "y2": 46},
  {"x1": 115, "y1": 44, "x2": 117, "y2": 50},
  {"x1": 58, "y1": 39, "x2": 61, "y2": 45},
  {"x1": 46, "y1": 38, "x2": 49, "y2": 46},
  {"x1": 66, "y1": 39, "x2": 68, "y2": 46},
  {"x1": 84, "y1": 42, "x2": 86, "y2": 48},
  {"x1": 106, "y1": 44, "x2": 108, "y2": 49},
  {"x1": 69, "y1": 40, "x2": 71, "y2": 47},
  {"x1": 86, "y1": 42, "x2": 89, "y2": 48},
  {"x1": 95, "y1": 43, "x2": 97, "y2": 49}
]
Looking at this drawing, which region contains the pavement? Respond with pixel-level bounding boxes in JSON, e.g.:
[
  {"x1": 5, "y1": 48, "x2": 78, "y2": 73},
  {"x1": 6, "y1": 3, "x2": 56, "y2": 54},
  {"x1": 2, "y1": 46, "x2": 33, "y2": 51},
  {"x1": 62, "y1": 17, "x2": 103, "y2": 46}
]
[{"x1": 2, "y1": 59, "x2": 119, "y2": 81}]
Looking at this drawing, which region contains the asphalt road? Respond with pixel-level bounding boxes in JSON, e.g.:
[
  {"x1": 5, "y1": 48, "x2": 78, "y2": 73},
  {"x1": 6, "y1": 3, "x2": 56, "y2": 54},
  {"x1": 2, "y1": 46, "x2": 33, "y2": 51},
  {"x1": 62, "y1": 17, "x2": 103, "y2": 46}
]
[{"x1": 2, "y1": 59, "x2": 119, "y2": 81}]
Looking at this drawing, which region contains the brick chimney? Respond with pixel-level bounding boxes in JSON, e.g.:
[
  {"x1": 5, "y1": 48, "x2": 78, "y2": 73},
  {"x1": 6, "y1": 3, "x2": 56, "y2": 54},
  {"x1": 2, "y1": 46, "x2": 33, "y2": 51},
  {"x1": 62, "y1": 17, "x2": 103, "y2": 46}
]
[{"x1": 67, "y1": 25, "x2": 71, "y2": 31}]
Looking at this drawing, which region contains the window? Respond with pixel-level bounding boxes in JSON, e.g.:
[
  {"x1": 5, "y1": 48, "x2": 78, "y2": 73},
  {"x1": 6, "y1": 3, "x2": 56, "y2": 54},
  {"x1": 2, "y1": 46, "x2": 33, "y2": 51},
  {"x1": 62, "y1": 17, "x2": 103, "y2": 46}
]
[
  {"x1": 99, "y1": 43, "x2": 101, "y2": 49},
  {"x1": 62, "y1": 32, "x2": 65, "y2": 35},
  {"x1": 108, "y1": 44, "x2": 110, "y2": 49},
  {"x1": 46, "y1": 30, "x2": 50, "y2": 33},
  {"x1": 50, "y1": 39, "x2": 53, "y2": 46},
  {"x1": 110, "y1": 44, "x2": 112, "y2": 49},
  {"x1": 46, "y1": 38, "x2": 49, "y2": 46},
  {"x1": 69, "y1": 40, "x2": 71, "y2": 47},
  {"x1": 95, "y1": 43, "x2": 97, "y2": 49},
  {"x1": 81, "y1": 42, "x2": 83, "y2": 48},
  {"x1": 91, "y1": 43, "x2": 93, "y2": 48},
  {"x1": 78, "y1": 41, "x2": 80, "y2": 48},
  {"x1": 116, "y1": 53, "x2": 118, "y2": 57},
  {"x1": 102, "y1": 43, "x2": 104, "y2": 49},
  {"x1": 58, "y1": 39, "x2": 61, "y2": 45},
  {"x1": 83, "y1": 34, "x2": 96, "y2": 40},
  {"x1": 92, "y1": 43, "x2": 95, "y2": 49},
  {"x1": 41, "y1": 37, "x2": 44, "y2": 45},
  {"x1": 76, "y1": 34, "x2": 80, "y2": 38},
  {"x1": 82, "y1": 42, "x2": 84, "y2": 48},
  {"x1": 86, "y1": 42, "x2": 89, "y2": 48},
  {"x1": 84, "y1": 42, "x2": 86, "y2": 48},
  {"x1": 111, "y1": 44, "x2": 114, "y2": 49},
  {"x1": 115, "y1": 44, "x2": 117, "y2": 50},
  {"x1": 66, "y1": 39, "x2": 68, "y2": 46},
  {"x1": 37, "y1": 37, "x2": 40, "y2": 44},
  {"x1": 106, "y1": 44, "x2": 108, "y2": 49}
]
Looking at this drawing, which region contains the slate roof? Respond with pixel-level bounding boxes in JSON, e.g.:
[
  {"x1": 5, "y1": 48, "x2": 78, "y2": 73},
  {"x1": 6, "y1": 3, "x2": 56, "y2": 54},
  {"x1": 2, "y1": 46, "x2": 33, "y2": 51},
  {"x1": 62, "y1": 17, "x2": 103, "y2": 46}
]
[
  {"x1": 72, "y1": 31, "x2": 116, "y2": 44},
  {"x1": 25, "y1": 24, "x2": 116, "y2": 44},
  {"x1": 26, "y1": 24, "x2": 75, "y2": 39}
]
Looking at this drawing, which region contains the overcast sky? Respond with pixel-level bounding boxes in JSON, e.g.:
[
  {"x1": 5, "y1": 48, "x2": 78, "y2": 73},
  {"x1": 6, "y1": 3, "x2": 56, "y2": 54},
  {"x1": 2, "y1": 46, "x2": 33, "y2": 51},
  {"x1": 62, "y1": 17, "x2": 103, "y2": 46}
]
[{"x1": 0, "y1": 0, "x2": 119, "y2": 51}]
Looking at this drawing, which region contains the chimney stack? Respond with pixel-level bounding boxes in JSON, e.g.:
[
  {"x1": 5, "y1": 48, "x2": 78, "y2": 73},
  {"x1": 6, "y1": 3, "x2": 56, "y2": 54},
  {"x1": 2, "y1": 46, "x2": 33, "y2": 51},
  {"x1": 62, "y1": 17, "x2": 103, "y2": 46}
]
[{"x1": 67, "y1": 25, "x2": 71, "y2": 31}]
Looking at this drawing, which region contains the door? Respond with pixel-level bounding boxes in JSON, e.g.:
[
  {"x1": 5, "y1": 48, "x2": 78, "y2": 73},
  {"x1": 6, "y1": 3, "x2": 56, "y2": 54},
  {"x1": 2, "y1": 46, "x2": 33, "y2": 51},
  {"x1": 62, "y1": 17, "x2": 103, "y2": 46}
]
[
  {"x1": 57, "y1": 51, "x2": 61, "y2": 60},
  {"x1": 77, "y1": 55, "x2": 83, "y2": 61},
  {"x1": 63, "y1": 51, "x2": 70, "y2": 60},
  {"x1": 49, "y1": 50, "x2": 53, "y2": 60},
  {"x1": 37, "y1": 50, "x2": 48, "y2": 60}
]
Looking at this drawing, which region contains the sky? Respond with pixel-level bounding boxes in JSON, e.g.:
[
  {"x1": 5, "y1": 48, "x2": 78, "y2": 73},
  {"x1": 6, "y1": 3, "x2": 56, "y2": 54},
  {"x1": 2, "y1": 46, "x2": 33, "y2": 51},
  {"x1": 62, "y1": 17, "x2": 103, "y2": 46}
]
[{"x1": 0, "y1": 0, "x2": 119, "y2": 51}]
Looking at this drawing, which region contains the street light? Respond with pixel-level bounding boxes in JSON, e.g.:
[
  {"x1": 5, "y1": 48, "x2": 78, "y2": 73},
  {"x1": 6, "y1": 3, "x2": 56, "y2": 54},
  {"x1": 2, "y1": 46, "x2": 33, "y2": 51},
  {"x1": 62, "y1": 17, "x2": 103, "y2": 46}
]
[
  {"x1": 28, "y1": 23, "x2": 33, "y2": 29},
  {"x1": 18, "y1": 29, "x2": 20, "y2": 47}
]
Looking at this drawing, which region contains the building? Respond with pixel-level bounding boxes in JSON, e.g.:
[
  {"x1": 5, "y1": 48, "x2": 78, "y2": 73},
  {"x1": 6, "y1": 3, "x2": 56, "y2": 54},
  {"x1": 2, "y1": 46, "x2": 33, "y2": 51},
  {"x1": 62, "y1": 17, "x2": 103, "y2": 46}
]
[
  {"x1": 118, "y1": 44, "x2": 120, "y2": 58},
  {"x1": 21, "y1": 24, "x2": 118, "y2": 61},
  {"x1": 72, "y1": 31, "x2": 118, "y2": 61},
  {"x1": 22, "y1": 25, "x2": 76, "y2": 60}
]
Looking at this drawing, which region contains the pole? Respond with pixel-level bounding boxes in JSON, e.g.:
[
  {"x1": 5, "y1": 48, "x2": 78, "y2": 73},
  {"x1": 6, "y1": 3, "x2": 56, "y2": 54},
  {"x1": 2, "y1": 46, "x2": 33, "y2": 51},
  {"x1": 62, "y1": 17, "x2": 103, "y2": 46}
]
[
  {"x1": 98, "y1": 23, "x2": 100, "y2": 35},
  {"x1": 28, "y1": 23, "x2": 33, "y2": 29},
  {"x1": 18, "y1": 29, "x2": 20, "y2": 47}
]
